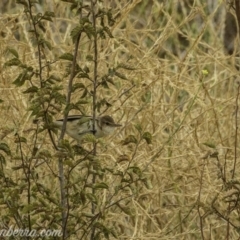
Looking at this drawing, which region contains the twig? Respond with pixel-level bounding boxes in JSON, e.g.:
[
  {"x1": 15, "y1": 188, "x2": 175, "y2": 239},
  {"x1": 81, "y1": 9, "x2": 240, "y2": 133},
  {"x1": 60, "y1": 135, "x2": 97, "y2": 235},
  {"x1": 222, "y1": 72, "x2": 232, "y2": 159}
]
[
  {"x1": 232, "y1": 82, "x2": 240, "y2": 179},
  {"x1": 90, "y1": 1, "x2": 98, "y2": 239},
  {"x1": 58, "y1": 15, "x2": 83, "y2": 240},
  {"x1": 197, "y1": 160, "x2": 205, "y2": 240}
]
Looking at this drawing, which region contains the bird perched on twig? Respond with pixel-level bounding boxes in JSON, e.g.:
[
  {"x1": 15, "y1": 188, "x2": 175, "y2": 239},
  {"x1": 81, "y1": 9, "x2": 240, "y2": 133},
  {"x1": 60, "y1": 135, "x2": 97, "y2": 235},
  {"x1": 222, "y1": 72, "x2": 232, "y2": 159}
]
[{"x1": 54, "y1": 115, "x2": 122, "y2": 143}]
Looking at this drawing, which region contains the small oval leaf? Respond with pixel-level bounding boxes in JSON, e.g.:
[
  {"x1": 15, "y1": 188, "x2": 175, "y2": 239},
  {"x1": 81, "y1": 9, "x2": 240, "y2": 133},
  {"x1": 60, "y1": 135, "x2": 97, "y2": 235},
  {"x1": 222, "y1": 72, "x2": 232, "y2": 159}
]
[
  {"x1": 121, "y1": 135, "x2": 137, "y2": 145},
  {"x1": 59, "y1": 53, "x2": 74, "y2": 61}
]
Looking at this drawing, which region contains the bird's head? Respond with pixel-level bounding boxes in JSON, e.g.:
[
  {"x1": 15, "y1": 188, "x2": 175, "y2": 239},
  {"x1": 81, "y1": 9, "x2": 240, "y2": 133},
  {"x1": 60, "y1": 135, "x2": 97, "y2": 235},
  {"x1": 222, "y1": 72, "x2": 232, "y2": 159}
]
[{"x1": 98, "y1": 115, "x2": 122, "y2": 135}]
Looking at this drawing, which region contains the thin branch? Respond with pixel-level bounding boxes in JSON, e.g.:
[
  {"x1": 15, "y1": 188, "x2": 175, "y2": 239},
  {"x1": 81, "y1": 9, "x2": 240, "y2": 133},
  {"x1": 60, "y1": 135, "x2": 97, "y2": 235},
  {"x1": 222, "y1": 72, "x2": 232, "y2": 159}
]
[
  {"x1": 235, "y1": 0, "x2": 240, "y2": 37},
  {"x1": 57, "y1": 14, "x2": 83, "y2": 240},
  {"x1": 27, "y1": 0, "x2": 43, "y2": 86},
  {"x1": 197, "y1": 161, "x2": 205, "y2": 240},
  {"x1": 232, "y1": 82, "x2": 240, "y2": 179},
  {"x1": 90, "y1": 1, "x2": 98, "y2": 239}
]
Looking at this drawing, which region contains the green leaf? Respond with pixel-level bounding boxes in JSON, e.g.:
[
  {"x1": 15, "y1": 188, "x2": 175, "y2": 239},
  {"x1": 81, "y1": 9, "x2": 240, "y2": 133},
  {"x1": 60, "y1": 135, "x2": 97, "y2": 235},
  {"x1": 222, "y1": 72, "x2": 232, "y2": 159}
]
[
  {"x1": 203, "y1": 142, "x2": 216, "y2": 148},
  {"x1": 7, "y1": 48, "x2": 19, "y2": 58},
  {"x1": 64, "y1": 159, "x2": 74, "y2": 167},
  {"x1": 86, "y1": 55, "x2": 93, "y2": 61},
  {"x1": 75, "y1": 63, "x2": 82, "y2": 73},
  {"x1": 44, "y1": 11, "x2": 55, "y2": 17},
  {"x1": 80, "y1": 17, "x2": 91, "y2": 25},
  {"x1": 103, "y1": 26, "x2": 113, "y2": 38},
  {"x1": 86, "y1": 193, "x2": 98, "y2": 203},
  {"x1": 95, "y1": 99, "x2": 111, "y2": 112},
  {"x1": 12, "y1": 165, "x2": 25, "y2": 170},
  {"x1": 210, "y1": 152, "x2": 218, "y2": 158},
  {"x1": 107, "y1": 11, "x2": 115, "y2": 26},
  {"x1": 93, "y1": 182, "x2": 109, "y2": 189},
  {"x1": 109, "y1": 229, "x2": 118, "y2": 239},
  {"x1": 84, "y1": 24, "x2": 95, "y2": 40},
  {"x1": 61, "y1": 0, "x2": 75, "y2": 3},
  {"x1": 116, "y1": 203, "x2": 133, "y2": 216},
  {"x1": 70, "y1": 25, "x2": 83, "y2": 43},
  {"x1": 22, "y1": 204, "x2": 36, "y2": 214},
  {"x1": 72, "y1": 83, "x2": 85, "y2": 92},
  {"x1": 129, "y1": 166, "x2": 142, "y2": 176},
  {"x1": 42, "y1": 39, "x2": 52, "y2": 50},
  {"x1": 29, "y1": 104, "x2": 41, "y2": 117},
  {"x1": 0, "y1": 153, "x2": 6, "y2": 165},
  {"x1": 101, "y1": 75, "x2": 115, "y2": 88},
  {"x1": 115, "y1": 71, "x2": 128, "y2": 80},
  {"x1": 98, "y1": 29, "x2": 106, "y2": 39},
  {"x1": 106, "y1": 77, "x2": 115, "y2": 86},
  {"x1": 141, "y1": 91, "x2": 151, "y2": 103},
  {"x1": 101, "y1": 80, "x2": 109, "y2": 88},
  {"x1": 22, "y1": 86, "x2": 38, "y2": 94},
  {"x1": 14, "y1": 137, "x2": 27, "y2": 143},
  {"x1": 42, "y1": 11, "x2": 55, "y2": 22},
  {"x1": 46, "y1": 75, "x2": 62, "y2": 83},
  {"x1": 16, "y1": 0, "x2": 28, "y2": 7},
  {"x1": 59, "y1": 53, "x2": 74, "y2": 61},
  {"x1": 82, "y1": 212, "x2": 94, "y2": 218},
  {"x1": 19, "y1": 65, "x2": 33, "y2": 71},
  {"x1": 142, "y1": 131, "x2": 152, "y2": 144},
  {"x1": 80, "y1": 88, "x2": 88, "y2": 98},
  {"x1": 33, "y1": 13, "x2": 42, "y2": 23},
  {"x1": 121, "y1": 135, "x2": 137, "y2": 145},
  {"x1": 134, "y1": 124, "x2": 142, "y2": 133},
  {"x1": 12, "y1": 72, "x2": 28, "y2": 87},
  {"x1": 52, "y1": 91, "x2": 66, "y2": 104},
  {"x1": 117, "y1": 63, "x2": 136, "y2": 71},
  {"x1": 58, "y1": 140, "x2": 74, "y2": 156},
  {"x1": 0, "y1": 143, "x2": 11, "y2": 156},
  {"x1": 79, "y1": 191, "x2": 86, "y2": 205},
  {"x1": 83, "y1": 66, "x2": 90, "y2": 73},
  {"x1": 75, "y1": 99, "x2": 89, "y2": 105},
  {"x1": 142, "y1": 177, "x2": 153, "y2": 189},
  {"x1": 77, "y1": 72, "x2": 90, "y2": 79},
  {"x1": 4, "y1": 58, "x2": 22, "y2": 67}
]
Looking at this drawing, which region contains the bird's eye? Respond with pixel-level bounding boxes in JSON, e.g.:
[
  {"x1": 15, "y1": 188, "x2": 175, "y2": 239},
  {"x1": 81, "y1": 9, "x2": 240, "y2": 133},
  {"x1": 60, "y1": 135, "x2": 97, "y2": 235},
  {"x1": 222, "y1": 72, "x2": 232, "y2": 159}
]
[{"x1": 106, "y1": 122, "x2": 110, "y2": 125}]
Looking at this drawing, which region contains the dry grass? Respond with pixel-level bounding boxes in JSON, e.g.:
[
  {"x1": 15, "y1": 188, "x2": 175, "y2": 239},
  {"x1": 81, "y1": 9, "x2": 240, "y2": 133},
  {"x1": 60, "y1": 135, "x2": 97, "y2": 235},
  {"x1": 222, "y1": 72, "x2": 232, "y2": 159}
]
[{"x1": 0, "y1": 0, "x2": 240, "y2": 239}]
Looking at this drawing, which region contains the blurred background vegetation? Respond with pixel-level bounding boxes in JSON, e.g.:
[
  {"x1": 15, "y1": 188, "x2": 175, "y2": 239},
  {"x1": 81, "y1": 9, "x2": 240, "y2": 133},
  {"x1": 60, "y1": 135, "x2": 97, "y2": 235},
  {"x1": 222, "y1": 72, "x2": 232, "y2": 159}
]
[{"x1": 1, "y1": 0, "x2": 240, "y2": 239}]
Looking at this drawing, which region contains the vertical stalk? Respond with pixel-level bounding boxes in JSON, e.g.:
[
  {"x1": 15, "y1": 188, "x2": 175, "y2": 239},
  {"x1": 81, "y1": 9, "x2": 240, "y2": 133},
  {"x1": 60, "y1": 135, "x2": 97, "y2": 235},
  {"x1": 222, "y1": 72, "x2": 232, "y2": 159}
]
[
  {"x1": 58, "y1": 18, "x2": 82, "y2": 240},
  {"x1": 27, "y1": 0, "x2": 43, "y2": 86},
  {"x1": 90, "y1": 0, "x2": 98, "y2": 239},
  {"x1": 232, "y1": 83, "x2": 240, "y2": 179},
  {"x1": 235, "y1": 0, "x2": 240, "y2": 37},
  {"x1": 24, "y1": 1, "x2": 43, "y2": 236}
]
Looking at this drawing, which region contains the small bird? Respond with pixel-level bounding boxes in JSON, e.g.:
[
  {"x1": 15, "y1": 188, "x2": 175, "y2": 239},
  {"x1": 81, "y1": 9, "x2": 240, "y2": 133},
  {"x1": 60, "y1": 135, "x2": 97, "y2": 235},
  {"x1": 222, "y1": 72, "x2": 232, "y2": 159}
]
[{"x1": 54, "y1": 115, "x2": 122, "y2": 142}]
